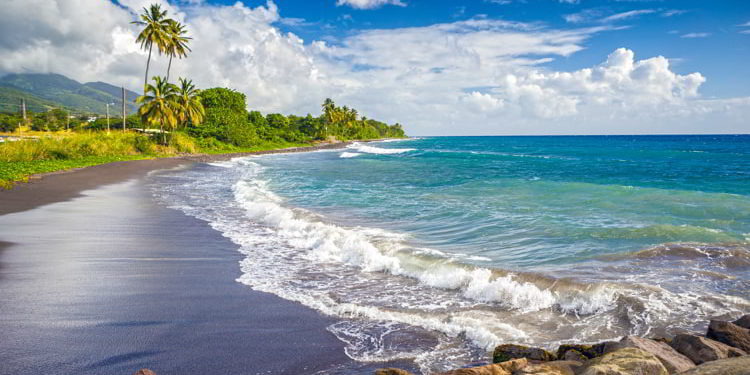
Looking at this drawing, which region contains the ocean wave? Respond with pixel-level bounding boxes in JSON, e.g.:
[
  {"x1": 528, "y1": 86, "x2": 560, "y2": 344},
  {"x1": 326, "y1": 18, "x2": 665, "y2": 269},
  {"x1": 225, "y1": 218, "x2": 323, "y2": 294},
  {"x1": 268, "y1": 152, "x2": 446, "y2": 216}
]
[
  {"x1": 340, "y1": 152, "x2": 362, "y2": 158},
  {"x1": 348, "y1": 142, "x2": 416, "y2": 155},
  {"x1": 151, "y1": 158, "x2": 750, "y2": 372},
  {"x1": 232, "y1": 173, "x2": 618, "y2": 317}
]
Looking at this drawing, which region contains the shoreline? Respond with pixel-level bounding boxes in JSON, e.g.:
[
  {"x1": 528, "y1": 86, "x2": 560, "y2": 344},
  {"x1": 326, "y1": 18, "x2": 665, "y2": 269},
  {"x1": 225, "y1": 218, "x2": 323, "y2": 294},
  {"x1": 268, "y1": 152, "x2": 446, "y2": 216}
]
[
  {"x1": 0, "y1": 157, "x2": 419, "y2": 375},
  {"x1": 0, "y1": 140, "x2": 355, "y2": 216}
]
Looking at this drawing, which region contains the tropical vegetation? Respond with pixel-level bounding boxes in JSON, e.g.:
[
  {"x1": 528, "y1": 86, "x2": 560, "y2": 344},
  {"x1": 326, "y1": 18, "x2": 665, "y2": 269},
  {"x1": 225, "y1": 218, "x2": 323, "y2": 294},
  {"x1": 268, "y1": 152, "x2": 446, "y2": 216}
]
[{"x1": 0, "y1": 2, "x2": 406, "y2": 188}]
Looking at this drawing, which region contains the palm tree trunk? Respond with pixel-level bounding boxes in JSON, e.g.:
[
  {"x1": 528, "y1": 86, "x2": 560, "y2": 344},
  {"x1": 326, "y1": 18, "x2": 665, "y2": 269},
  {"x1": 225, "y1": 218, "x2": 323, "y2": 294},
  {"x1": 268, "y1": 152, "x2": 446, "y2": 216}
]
[
  {"x1": 143, "y1": 43, "x2": 153, "y2": 133},
  {"x1": 166, "y1": 54, "x2": 173, "y2": 82}
]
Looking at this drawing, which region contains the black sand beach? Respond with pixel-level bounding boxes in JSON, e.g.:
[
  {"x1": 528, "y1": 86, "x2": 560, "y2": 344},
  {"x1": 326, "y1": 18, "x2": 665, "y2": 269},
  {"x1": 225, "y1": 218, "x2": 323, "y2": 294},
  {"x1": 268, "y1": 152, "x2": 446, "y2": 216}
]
[{"x1": 0, "y1": 158, "x2": 417, "y2": 375}]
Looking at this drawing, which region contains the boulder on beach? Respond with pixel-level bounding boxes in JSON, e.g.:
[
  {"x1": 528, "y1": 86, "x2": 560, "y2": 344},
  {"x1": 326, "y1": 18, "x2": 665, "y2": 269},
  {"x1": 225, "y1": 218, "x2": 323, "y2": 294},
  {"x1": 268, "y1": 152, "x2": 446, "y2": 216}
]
[
  {"x1": 576, "y1": 347, "x2": 668, "y2": 375},
  {"x1": 676, "y1": 356, "x2": 750, "y2": 375},
  {"x1": 733, "y1": 314, "x2": 750, "y2": 329},
  {"x1": 516, "y1": 360, "x2": 581, "y2": 375},
  {"x1": 556, "y1": 343, "x2": 609, "y2": 360},
  {"x1": 561, "y1": 349, "x2": 587, "y2": 362},
  {"x1": 493, "y1": 344, "x2": 557, "y2": 363},
  {"x1": 603, "y1": 335, "x2": 695, "y2": 373},
  {"x1": 706, "y1": 319, "x2": 750, "y2": 352},
  {"x1": 669, "y1": 333, "x2": 747, "y2": 364},
  {"x1": 375, "y1": 368, "x2": 415, "y2": 375},
  {"x1": 437, "y1": 358, "x2": 528, "y2": 375}
]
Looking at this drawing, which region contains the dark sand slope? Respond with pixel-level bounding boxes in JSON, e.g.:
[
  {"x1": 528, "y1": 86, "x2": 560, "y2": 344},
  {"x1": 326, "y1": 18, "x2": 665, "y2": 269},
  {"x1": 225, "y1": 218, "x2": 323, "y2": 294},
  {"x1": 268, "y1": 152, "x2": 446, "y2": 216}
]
[{"x1": 0, "y1": 174, "x2": 416, "y2": 374}]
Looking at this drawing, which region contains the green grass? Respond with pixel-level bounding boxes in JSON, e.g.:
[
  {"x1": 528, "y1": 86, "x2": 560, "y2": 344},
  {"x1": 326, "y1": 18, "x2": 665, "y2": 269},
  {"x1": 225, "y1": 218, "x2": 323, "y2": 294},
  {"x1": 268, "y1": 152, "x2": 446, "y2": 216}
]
[
  {"x1": 0, "y1": 132, "x2": 318, "y2": 189},
  {"x1": 0, "y1": 155, "x2": 148, "y2": 189}
]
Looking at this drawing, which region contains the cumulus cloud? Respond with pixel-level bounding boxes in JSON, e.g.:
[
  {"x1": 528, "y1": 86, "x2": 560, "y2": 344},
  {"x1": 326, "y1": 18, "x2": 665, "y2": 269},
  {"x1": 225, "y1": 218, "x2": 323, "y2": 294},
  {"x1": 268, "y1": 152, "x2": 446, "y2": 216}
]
[
  {"x1": 336, "y1": 0, "x2": 406, "y2": 9},
  {"x1": 0, "y1": 0, "x2": 747, "y2": 135}
]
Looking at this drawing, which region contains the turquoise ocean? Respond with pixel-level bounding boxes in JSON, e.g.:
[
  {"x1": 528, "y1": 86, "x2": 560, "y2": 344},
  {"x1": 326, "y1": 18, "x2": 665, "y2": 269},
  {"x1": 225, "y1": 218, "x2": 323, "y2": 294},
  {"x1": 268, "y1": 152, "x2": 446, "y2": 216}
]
[{"x1": 153, "y1": 135, "x2": 750, "y2": 373}]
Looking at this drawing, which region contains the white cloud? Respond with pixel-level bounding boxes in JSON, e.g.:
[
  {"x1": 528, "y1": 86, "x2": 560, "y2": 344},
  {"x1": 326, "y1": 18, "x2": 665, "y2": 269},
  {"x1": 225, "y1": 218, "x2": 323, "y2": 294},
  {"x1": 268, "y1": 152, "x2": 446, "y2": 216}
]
[
  {"x1": 565, "y1": 8, "x2": 656, "y2": 24},
  {"x1": 600, "y1": 9, "x2": 656, "y2": 22},
  {"x1": 681, "y1": 32, "x2": 710, "y2": 38},
  {"x1": 335, "y1": 0, "x2": 406, "y2": 9},
  {"x1": 0, "y1": 0, "x2": 748, "y2": 135}
]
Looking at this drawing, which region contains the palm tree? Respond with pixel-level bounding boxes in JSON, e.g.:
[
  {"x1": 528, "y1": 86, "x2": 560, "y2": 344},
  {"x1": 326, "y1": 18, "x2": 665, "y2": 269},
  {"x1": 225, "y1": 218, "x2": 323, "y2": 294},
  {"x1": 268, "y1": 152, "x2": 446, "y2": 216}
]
[
  {"x1": 175, "y1": 78, "x2": 204, "y2": 128},
  {"x1": 321, "y1": 98, "x2": 336, "y2": 137},
  {"x1": 137, "y1": 76, "x2": 178, "y2": 145},
  {"x1": 132, "y1": 4, "x2": 171, "y2": 92},
  {"x1": 165, "y1": 20, "x2": 191, "y2": 82}
]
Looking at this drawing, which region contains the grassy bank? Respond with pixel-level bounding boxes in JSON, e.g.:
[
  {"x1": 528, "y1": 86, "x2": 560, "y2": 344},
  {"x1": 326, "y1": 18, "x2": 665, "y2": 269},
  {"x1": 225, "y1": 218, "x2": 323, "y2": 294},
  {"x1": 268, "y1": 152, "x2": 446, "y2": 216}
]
[{"x1": 0, "y1": 131, "x2": 309, "y2": 189}]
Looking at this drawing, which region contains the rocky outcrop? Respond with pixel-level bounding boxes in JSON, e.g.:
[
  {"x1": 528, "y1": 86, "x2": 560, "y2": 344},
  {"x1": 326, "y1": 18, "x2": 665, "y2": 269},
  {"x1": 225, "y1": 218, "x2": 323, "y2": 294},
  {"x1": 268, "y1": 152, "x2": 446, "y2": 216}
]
[
  {"x1": 669, "y1": 333, "x2": 747, "y2": 364},
  {"x1": 437, "y1": 358, "x2": 528, "y2": 375},
  {"x1": 133, "y1": 370, "x2": 157, "y2": 375},
  {"x1": 556, "y1": 343, "x2": 608, "y2": 360},
  {"x1": 733, "y1": 314, "x2": 750, "y2": 329},
  {"x1": 602, "y1": 335, "x2": 695, "y2": 373},
  {"x1": 706, "y1": 320, "x2": 750, "y2": 352},
  {"x1": 561, "y1": 350, "x2": 587, "y2": 362},
  {"x1": 576, "y1": 348, "x2": 669, "y2": 375},
  {"x1": 375, "y1": 368, "x2": 414, "y2": 375},
  {"x1": 493, "y1": 344, "x2": 556, "y2": 363},
  {"x1": 516, "y1": 360, "x2": 580, "y2": 375},
  {"x1": 676, "y1": 356, "x2": 750, "y2": 375}
]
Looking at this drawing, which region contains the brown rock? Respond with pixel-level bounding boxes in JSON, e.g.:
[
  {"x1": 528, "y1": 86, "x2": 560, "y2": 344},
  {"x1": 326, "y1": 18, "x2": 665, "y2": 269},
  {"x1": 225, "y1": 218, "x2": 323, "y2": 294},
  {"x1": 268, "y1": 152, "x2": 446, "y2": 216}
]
[
  {"x1": 517, "y1": 360, "x2": 581, "y2": 375},
  {"x1": 437, "y1": 358, "x2": 527, "y2": 375},
  {"x1": 375, "y1": 368, "x2": 415, "y2": 375},
  {"x1": 493, "y1": 344, "x2": 557, "y2": 363},
  {"x1": 669, "y1": 333, "x2": 747, "y2": 364},
  {"x1": 556, "y1": 344, "x2": 608, "y2": 360},
  {"x1": 562, "y1": 350, "x2": 587, "y2": 362},
  {"x1": 733, "y1": 314, "x2": 750, "y2": 329},
  {"x1": 133, "y1": 370, "x2": 157, "y2": 375},
  {"x1": 576, "y1": 347, "x2": 669, "y2": 375},
  {"x1": 604, "y1": 335, "x2": 695, "y2": 373},
  {"x1": 676, "y1": 356, "x2": 750, "y2": 375},
  {"x1": 706, "y1": 319, "x2": 750, "y2": 352}
]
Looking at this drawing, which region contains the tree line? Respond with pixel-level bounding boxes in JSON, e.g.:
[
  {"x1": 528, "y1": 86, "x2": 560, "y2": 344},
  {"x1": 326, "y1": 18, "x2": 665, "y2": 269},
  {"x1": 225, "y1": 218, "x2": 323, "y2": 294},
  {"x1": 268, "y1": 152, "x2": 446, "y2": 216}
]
[{"x1": 2, "y1": 3, "x2": 406, "y2": 145}]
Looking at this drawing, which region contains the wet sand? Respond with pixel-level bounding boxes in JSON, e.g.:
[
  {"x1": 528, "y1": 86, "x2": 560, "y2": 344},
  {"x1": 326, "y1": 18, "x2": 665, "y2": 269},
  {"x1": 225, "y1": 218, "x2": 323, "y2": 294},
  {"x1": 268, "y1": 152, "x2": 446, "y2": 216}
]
[{"x1": 0, "y1": 156, "x2": 416, "y2": 374}]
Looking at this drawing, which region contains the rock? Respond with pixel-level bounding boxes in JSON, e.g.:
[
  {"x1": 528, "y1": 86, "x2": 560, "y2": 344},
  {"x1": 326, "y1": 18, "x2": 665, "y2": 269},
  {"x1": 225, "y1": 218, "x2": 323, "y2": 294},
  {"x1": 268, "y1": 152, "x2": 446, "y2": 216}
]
[
  {"x1": 669, "y1": 333, "x2": 747, "y2": 364},
  {"x1": 557, "y1": 344, "x2": 609, "y2": 360},
  {"x1": 375, "y1": 368, "x2": 415, "y2": 375},
  {"x1": 676, "y1": 356, "x2": 750, "y2": 375},
  {"x1": 604, "y1": 335, "x2": 695, "y2": 374},
  {"x1": 562, "y1": 350, "x2": 587, "y2": 362},
  {"x1": 133, "y1": 370, "x2": 157, "y2": 375},
  {"x1": 437, "y1": 358, "x2": 527, "y2": 375},
  {"x1": 493, "y1": 344, "x2": 557, "y2": 363},
  {"x1": 706, "y1": 319, "x2": 750, "y2": 352},
  {"x1": 517, "y1": 360, "x2": 581, "y2": 375},
  {"x1": 576, "y1": 347, "x2": 669, "y2": 375},
  {"x1": 733, "y1": 314, "x2": 750, "y2": 329}
]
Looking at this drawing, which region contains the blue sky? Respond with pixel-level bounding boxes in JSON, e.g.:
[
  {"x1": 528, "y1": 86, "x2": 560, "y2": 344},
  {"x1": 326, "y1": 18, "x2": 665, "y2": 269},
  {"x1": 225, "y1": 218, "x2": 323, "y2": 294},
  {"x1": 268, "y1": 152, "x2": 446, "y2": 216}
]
[
  {"x1": 3, "y1": 0, "x2": 749, "y2": 134},
  {"x1": 266, "y1": 0, "x2": 750, "y2": 98}
]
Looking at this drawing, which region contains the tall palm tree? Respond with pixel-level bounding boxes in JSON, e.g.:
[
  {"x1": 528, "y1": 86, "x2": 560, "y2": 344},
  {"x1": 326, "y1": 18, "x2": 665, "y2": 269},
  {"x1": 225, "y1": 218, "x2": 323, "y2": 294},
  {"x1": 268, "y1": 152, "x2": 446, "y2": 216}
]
[
  {"x1": 132, "y1": 4, "x2": 171, "y2": 93},
  {"x1": 165, "y1": 20, "x2": 191, "y2": 82},
  {"x1": 321, "y1": 98, "x2": 336, "y2": 137},
  {"x1": 137, "y1": 76, "x2": 178, "y2": 145},
  {"x1": 175, "y1": 78, "x2": 204, "y2": 128}
]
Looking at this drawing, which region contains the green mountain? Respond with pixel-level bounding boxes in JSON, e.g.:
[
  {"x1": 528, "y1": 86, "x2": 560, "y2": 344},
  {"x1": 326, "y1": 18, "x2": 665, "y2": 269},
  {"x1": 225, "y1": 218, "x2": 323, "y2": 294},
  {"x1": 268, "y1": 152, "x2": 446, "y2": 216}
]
[{"x1": 0, "y1": 73, "x2": 139, "y2": 115}]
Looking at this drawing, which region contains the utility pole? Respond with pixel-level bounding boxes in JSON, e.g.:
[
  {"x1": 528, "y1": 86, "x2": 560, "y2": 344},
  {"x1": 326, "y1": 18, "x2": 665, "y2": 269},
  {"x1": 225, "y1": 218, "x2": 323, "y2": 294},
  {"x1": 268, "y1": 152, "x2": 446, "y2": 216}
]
[
  {"x1": 122, "y1": 87, "x2": 126, "y2": 131},
  {"x1": 21, "y1": 98, "x2": 26, "y2": 121}
]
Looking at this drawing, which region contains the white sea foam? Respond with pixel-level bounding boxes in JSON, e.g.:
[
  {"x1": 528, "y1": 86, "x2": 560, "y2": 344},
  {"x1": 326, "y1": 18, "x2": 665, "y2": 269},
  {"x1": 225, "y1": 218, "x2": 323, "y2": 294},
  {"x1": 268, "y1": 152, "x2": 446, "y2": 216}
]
[
  {"x1": 340, "y1": 152, "x2": 362, "y2": 158},
  {"x1": 149, "y1": 157, "x2": 750, "y2": 373},
  {"x1": 348, "y1": 142, "x2": 415, "y2": 155},
  {"x1": 230, "y1": 166, "x2": 618, "y2": 317}
]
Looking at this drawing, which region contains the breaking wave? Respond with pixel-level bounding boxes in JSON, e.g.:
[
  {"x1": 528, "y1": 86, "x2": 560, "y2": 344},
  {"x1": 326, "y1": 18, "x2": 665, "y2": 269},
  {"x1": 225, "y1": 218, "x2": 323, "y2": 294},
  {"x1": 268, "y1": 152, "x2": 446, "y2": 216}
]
[{"x1": 348, "y1": 142, "x2": 416, "y2": 155}]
